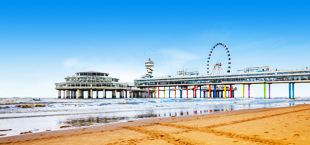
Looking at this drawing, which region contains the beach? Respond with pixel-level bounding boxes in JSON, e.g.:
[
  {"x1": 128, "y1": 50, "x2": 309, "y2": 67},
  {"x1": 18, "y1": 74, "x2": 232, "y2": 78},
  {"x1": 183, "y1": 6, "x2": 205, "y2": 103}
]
[{"x1": 1, "y1": 104, "x2": 309, "y2": 144}]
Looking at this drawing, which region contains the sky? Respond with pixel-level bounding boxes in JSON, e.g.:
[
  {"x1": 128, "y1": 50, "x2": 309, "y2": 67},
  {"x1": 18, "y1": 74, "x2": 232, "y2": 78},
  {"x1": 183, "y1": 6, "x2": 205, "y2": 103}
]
[{"x1": 0, "y1": 0, "x2": 309, "y2": 98}]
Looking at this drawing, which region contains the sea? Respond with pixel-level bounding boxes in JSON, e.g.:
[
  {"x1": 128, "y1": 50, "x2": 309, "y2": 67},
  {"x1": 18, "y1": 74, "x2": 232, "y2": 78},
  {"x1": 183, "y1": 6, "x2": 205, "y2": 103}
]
[{"x1": 0, "y1": 97, "x2": 310, "y2": 137}]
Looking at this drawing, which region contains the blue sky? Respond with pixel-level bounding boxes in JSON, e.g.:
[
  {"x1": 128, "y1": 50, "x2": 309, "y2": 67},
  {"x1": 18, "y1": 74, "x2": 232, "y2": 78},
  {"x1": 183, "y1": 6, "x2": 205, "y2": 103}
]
[{"x1": 0, "y1": 0, "x2": 309, "y2": 98}]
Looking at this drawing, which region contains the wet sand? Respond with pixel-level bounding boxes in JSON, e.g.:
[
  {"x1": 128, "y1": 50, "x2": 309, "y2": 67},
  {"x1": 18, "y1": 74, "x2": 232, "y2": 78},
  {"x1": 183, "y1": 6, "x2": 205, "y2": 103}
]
[{"x1": 1, "y1": 104, "x2": 310, "y2": 145}]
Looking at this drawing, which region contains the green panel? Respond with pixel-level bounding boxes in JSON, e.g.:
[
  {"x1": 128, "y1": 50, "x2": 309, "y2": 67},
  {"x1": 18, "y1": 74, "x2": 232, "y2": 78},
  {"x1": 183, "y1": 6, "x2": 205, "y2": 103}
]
[{"x1": 264, "y1": 83, "x2": 266, "y2": 99}]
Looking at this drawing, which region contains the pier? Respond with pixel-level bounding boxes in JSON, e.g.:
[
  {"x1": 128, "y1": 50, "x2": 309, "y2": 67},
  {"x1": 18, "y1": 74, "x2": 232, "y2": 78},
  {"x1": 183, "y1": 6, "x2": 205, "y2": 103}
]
[
  {"x1": 55, "y1": 43, "x2": 310, "y2": 99},
  {"x1": 134, "y1": 69, "x2": 310, "y2": 99}
]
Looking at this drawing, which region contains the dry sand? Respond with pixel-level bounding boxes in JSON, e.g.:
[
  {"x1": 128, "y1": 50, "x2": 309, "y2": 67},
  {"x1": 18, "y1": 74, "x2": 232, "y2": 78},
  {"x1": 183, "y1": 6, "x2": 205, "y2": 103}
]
[{"x1": 1, "y1": 104, "x2": 310, "y2": 145}]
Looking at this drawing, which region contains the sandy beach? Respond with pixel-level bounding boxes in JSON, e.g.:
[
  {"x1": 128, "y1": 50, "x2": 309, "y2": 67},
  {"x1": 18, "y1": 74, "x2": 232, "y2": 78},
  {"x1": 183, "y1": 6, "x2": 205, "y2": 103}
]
[{"x1": 1, "y1": 104, "x2": 309, "y2": 145}]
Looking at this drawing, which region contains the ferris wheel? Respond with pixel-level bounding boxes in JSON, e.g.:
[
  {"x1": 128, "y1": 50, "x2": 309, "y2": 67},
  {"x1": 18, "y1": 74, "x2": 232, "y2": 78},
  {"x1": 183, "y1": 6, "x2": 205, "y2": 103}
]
[{"x1": 207, "y1": 43, "x2": 231, "y2": 74}]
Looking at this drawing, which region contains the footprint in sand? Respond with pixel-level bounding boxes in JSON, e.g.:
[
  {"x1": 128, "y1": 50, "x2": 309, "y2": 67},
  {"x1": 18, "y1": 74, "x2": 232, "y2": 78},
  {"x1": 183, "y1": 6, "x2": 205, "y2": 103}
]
[
  {"x1": 264, "y1": 131, "x2": 269, "y2": 133},
  {"x1": 253, "y1": 135, "x2": 259, "y2": 137},
  {"x1": 233, "y1": 141, "x2": 239, "y2": 143},
  {"x1": 293, "y1": 134, "x2": 300, "y2": 137}
]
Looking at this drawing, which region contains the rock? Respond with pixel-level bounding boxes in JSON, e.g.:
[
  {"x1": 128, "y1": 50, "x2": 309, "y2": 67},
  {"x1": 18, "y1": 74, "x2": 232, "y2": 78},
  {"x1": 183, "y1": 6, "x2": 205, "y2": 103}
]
[
  {"x1": 16, "y1": 105, "x2": 34, "y2": 108},
  {"x1": 20, "y1": 131, "x2": 32, "y2": 134},
  {"x1": 0, "y1": 129, "x2": 12, "y2": 131},
  {"x1": 35, "y1": 104, "x2": 45, "y2": 107},
  {"x1": 0, "y1": 134, "x2": 6, "y2": 136},
  {"x1": 60, "y1": 126, "x2": 71, "y2": 128},
  {"x1": 16, "y1": 104, "x2": 45, "y2": 108}
]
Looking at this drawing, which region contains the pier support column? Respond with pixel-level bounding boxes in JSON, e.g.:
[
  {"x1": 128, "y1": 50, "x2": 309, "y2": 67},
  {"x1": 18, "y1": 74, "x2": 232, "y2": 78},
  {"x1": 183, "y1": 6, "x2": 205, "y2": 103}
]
[
  {"x1": 90, "y1": 90, "x2": 93, "y2": 99},
  {"x1": 180, "y1": 86, "x2": 182, "y2": 98},
  {"x1": 248, "y1": 84, "x2": 251, "y2": 98},
  {"x1": 120, "y1": 90, "x2": 124, "y2": 98},
  {"x1": 230, "y1": 85, "x2": 232, "y2": 98},
  {"x1": 289, "y1": 83, "x2": 291, "y2": 99},
  {"x1": 169, "y1": 86, "x2": 171, "y2": 98},
  {"x1": 112, "y1": 90, "x2": 117, "y2": 99},
  {"x1": 77, "y1": 89, "x2": 82, "y2": 99},
  {"x1": 187, "y1": 86, "x2": 188, "y2": 98},
  {"x1": 66, "y1": 90, "x2": 69, "y2": 99},
  {"x1": 269, "y1": 84, "x2": 271, "y2": 99},
  {"x1": 224, "y1": 85, "x2": 226, "y2": 99},
  {"x1": 175, "y1": 86, "x2": 177, "y2": 98},
  {"x1": 209, "y1": 85, "x2": 211, "y2": 98},
  {"x1": 164, "y1": 87, "x2": 165, "y2": 98},
  {"x1": 194, "y1": 86, "x2": 197, "y2": 98},
  {"x1": 74, "y1": 91, "x2": 76, "y2": 99},
  {"x1": 214, "y1": 85, "x2": 216, "y2": 98},
  {"x1": 87, "y1": 90, "x2": 90, "y2": 98},
  {"x1": 194, "y1": 86, "x2": 196, "y2": 98},
  {"x1": 96, "y1": 91, "x2": 99, "y2": 99},
  {"x1": 154, "y1": 87, "x2": 155, "y2": 98},
  {"x1": 158, "y1": 87, "x2": 160, "y2": 98},
  {"x1": 233, "y1": 90, "x2": 235, "y2": 98},
  {"x1": 292, "y1": 83, "x2": 295, "y2": 99},
  {"x1": 139, "y1": 92, "x2": 141, "y2": 98},
  {"x1": 102, "y1": 89, "x2": 106, "y2": 99},
  {"x1": 243, "y1": 84, "x2": 245, "y2": 99},
  {"x1": 200, "y1": 86, "x2": 201, "y2": 98},
  {"x1": 148, "y1": 87, "x2": 150, "y2": 98},
  {"x1": 264, "y1": 83, "x2": 266, "y2": 99},
  {"x1": 58, "y1": 90, "x2": 61, "y2": 99}
]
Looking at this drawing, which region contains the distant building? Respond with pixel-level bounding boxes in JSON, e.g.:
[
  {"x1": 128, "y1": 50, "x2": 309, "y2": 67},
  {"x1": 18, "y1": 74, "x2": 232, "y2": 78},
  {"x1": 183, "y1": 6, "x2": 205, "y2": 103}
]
[
  {"x1": 55, "y1": 71, "x2": 127, "y2": 99},
  {"x1": 237, "y1": 66, "x2": 270, "y2": 73}
]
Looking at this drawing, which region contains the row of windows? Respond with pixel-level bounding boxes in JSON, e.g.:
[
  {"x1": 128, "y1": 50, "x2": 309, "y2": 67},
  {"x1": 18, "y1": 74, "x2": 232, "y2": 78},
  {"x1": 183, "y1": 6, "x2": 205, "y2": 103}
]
[
  {"x1": 137, "y1": 71, "x2": 310, "y2": 82},
  {"x1": 135, "y1": 76, "x2": 310, "y2": 85},
  {"x1": 56, "y1": 83, "x2": 127, "y2": 88},
  {"x1": 65, "y1": 77, "x2": 119, "y2": 82},
  {"x1": 77, "y1": 73, "x2": 108, "y2": 76}
]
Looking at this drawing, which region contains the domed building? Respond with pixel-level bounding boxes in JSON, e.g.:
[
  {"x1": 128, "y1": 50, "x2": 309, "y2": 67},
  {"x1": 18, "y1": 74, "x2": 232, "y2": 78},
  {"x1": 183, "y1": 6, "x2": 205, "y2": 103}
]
[{"x1": 55, "y1": 71, "x2": 128, "y2": 99}]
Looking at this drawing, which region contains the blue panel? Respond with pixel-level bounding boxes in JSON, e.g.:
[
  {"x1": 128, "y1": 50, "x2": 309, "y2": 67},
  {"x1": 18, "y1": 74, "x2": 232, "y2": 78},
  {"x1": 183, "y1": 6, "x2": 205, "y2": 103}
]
[
  {"x1": 214, "y1": 85, "x2": 216, "y2": 98},
  {"x1": 292, "y1": 83, "x2": 295, "y2": 99},
  {"x1": 180, "y1": 86, "x2": 182, "y2": 98},
  {"x1": 169, "y1": 86, "x2": 170, "y2": 98},
  {"x1": 289, "y1": 83, "x2": 291, "y2": 99}
]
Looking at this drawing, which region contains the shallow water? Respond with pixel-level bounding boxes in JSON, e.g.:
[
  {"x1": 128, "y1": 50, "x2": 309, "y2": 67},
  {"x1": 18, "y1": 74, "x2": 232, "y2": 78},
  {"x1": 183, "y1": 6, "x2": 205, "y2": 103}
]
[{"x1": 0, "y1": 98, "x2": 309, "y2": 137}]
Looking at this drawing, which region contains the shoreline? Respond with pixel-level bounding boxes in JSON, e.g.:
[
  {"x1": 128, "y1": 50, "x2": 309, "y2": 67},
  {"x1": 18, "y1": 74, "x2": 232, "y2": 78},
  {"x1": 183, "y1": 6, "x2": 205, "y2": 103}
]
[{"x1": 0, "y1": 105, "x2": 305, "y2": 144}]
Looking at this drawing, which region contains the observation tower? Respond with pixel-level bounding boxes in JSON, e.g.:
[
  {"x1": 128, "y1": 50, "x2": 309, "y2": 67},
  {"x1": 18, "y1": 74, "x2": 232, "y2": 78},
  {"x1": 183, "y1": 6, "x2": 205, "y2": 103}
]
[{"x1": 144, "y1": 58, "x2": 154, "y2": 78}]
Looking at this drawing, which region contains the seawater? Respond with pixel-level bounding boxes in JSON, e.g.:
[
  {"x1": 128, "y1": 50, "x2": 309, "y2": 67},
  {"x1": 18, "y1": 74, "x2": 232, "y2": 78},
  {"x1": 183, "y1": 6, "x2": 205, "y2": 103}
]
[{"x1": 0, "y1": 98, "x2": 310, "y2": 137}]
